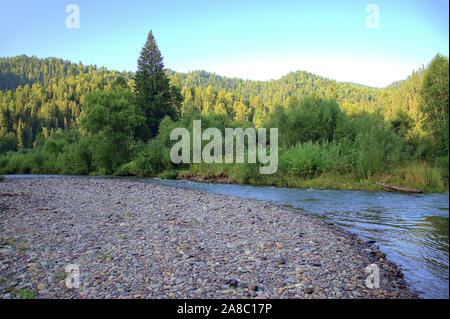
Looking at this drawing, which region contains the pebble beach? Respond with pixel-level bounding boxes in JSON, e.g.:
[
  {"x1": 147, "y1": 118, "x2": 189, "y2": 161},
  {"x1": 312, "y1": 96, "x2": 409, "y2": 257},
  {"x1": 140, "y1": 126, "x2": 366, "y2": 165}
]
[{"x1": 0, "y1": 177, "x2": 417, "y2": 299}]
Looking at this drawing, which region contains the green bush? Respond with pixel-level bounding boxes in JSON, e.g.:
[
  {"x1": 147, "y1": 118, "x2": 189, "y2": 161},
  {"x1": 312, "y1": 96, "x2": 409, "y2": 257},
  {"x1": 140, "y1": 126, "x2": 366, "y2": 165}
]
[
  {"x1": 1, "y1": 151, "x2": 31, "y2": 174},
  {"x1": 266, "y1": 98, "x2": 344, "y2": 148},
  {"x1": 114, "y1": 161, "x2": 137, "y2": 176},
  {"x1": 0, "y1": 130, "x2": 18, "y2": 154},
  {"x1": 280, "y1": 142, "x2": 325, "y2": 178},
  {"x1": 132, "y1": 139, "x2": 172, "y2": 177},
  {"x1": 354, "y1": 123, "x2": 406, "y2": 178},
  {"x1": 56, "y1": 139, "x2": 92, "y2": 175},
  {"x1": 320, "y1": 139, "x2": 354, "y2": 174},
  {"x1": 231, "y1": 161, "x2": 261, "y2": 184}
]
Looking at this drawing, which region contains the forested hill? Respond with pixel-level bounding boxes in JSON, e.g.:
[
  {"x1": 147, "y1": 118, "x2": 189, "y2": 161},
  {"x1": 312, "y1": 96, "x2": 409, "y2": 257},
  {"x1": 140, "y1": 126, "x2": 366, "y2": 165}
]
[
  {"x1": 0, "y1": 55, "x2": 134, "y2": 91},
  {"x1": 166, "y1": 64, "x2": 423, "y2": 123},
  {"x1": 0, "y1": 56, "x2": 134, "y2": 150},
  {"x1": 167, "y1": 68, "x2": 381, "y2": 105},
  {"x1": 1, "y1": 55, "x2": 423, "y2": 151}
]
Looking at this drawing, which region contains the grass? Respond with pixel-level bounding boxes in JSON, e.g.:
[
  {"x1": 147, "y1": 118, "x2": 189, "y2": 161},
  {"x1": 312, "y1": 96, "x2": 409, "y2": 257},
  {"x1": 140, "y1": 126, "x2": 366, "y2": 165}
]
[
  {"x1": 175, "y1": 160, "x2": 448, "y2": 193},
  {"x1": 273, "y1": 173, "x2": 382, "y2": 191},
  {"x1": 97, "y1": 250, "x2": 114, "y2": 261},
  {"x1": 54, "y1": 270, "x2": 69, "y2": 281},
  {"x1": 18, "y1": 289, "x2": 35, "y2": 299},
  {"x1": 0, "y1": 175, "x2": 4, "y2": 182},
  {"x1": 387, "y1": 161, "x2": 446, "y2": 193},
  {"x1": 5, "y1": 288, "x2": 36, "y2": 299},
  {"x1": 120, "y1": 211, "x2": 131, "y2": 217},
  {"x1": 157, "y1": 170, "x2": 179, "y2": 180},
  {"x1": 1, "y1": 147, "x2": 446, "y2": 192}
]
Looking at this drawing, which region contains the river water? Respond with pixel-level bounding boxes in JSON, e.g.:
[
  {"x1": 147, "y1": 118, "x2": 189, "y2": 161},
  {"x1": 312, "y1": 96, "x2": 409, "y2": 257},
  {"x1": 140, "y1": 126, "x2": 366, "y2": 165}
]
[{"x1": 3, "y1": 175, "x2": 449, "y2": 299}]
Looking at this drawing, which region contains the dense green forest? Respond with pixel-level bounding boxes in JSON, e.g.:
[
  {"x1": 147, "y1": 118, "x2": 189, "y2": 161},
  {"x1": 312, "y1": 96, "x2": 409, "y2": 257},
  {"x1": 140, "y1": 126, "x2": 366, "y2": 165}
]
[
  {"x1": 0, "y1": 31, "x2": 448, "y2": 192},
  {"x1": 169, "y1": 66, "x2": 424, "y2": 127}
]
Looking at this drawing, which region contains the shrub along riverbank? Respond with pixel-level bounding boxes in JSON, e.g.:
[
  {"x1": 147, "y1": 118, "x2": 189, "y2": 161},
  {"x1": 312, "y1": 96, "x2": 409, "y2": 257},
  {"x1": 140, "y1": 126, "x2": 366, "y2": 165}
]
[
  {"x1": 0, "y1": 106, "x2": 447, "y2": 193},
  {"x1": 0, "y1": 36, "x2": 448, "y2": 193}
]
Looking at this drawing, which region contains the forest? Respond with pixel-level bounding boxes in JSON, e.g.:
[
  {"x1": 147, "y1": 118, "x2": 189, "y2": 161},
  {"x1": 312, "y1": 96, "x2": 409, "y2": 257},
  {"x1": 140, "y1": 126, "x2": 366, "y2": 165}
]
[{"x1": 0, "y1": 31, "x2": 448, "y2": 192}]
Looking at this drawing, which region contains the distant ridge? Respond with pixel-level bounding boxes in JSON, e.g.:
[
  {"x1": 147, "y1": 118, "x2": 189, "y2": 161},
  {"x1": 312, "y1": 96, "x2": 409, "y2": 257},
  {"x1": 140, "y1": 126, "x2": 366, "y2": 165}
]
[{"x1": 1, "y1": 54, "x2": 424, "y2": 120}]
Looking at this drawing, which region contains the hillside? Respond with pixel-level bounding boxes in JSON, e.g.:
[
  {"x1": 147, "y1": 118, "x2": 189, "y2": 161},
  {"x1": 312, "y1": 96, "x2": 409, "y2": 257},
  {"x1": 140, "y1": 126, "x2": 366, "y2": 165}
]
[{"x1": 0, "y1": 55, "x2": 423, "y2": 152}]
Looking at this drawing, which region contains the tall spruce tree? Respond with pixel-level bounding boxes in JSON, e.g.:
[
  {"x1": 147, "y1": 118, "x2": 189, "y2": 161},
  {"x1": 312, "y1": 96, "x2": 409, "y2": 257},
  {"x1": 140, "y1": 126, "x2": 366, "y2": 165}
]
[{"x1": 134, "y1": 30, "x2": 180, "y2": 140}]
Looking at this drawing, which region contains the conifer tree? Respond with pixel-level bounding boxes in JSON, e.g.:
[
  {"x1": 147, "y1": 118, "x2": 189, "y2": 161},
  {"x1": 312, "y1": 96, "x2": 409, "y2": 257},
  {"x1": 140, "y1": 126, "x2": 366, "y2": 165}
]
[
  {"x1": 16, "y1": 118, "x2": 24, "y2": 150},
  {"x1": 134, "y1": 30, "x2": 180, "y2": 140}
]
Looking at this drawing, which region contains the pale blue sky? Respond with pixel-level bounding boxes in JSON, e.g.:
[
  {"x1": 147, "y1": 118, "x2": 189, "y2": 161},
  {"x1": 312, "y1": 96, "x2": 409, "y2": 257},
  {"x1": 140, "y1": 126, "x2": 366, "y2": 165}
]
[{"x1": 0, "y1": 0, "x2": 448, "y2": 87}]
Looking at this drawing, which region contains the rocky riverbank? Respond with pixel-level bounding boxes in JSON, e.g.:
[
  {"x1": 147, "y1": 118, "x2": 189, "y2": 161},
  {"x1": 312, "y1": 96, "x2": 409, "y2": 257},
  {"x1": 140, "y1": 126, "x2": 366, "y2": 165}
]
[{"x1": 0, "y1": 177, "x2": 417, "y2": 299}]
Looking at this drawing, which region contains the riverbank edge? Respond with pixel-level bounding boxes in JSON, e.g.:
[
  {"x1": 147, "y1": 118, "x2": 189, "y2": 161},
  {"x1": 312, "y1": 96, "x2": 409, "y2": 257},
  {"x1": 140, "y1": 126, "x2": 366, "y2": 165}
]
[
  {"x1": 242, "y1": 202, "x2": 420, "y2": 299},
  {"x1": 2, "y1": 168, "x2": 448, "y2": 193},
  {"x1": 1, "y1": 176, "x2": 420, "y2": 298},
  {"x1": 173, "y1": 171, "x2": 448, "y2": 194}
]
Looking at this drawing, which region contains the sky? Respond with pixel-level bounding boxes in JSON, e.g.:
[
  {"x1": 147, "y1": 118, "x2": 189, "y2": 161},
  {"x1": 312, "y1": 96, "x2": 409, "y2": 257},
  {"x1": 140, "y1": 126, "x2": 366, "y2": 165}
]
[{"x1": 0, "y1": 0, "x2": 448, "y2": 87}]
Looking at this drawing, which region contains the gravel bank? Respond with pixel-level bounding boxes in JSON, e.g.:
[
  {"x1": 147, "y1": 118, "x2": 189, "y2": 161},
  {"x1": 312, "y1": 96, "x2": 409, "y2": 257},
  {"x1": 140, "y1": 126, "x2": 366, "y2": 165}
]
[{"x1": 0, "y1": 177, "x2": 417, "y2": 299}]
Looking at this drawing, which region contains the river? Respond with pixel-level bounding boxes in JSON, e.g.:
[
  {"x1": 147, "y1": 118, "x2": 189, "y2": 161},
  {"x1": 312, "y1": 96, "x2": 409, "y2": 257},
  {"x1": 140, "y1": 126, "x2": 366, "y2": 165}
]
[{"x1": 3, "y1": 175, "x2": 449, "y2": 299}]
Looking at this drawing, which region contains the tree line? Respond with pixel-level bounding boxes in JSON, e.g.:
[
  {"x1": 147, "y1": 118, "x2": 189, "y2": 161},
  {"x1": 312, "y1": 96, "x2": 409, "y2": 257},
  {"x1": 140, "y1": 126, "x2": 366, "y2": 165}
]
[
  {"x1": 0, "y1": 52, "x2": 426, "y2": 153},
  {"x1": 0, "y1": 31, "x2": 448, "y2": 192}
]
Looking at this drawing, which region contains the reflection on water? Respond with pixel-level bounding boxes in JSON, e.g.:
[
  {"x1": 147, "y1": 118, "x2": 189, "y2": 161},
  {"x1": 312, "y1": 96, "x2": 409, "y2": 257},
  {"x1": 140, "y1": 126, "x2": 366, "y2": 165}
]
[
  {"x1": 144, "y1": 178, "x2": 449, "y2": 299},
  {"x1": 4, "y1": 175, "x2": 449, "y2": 299}
]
